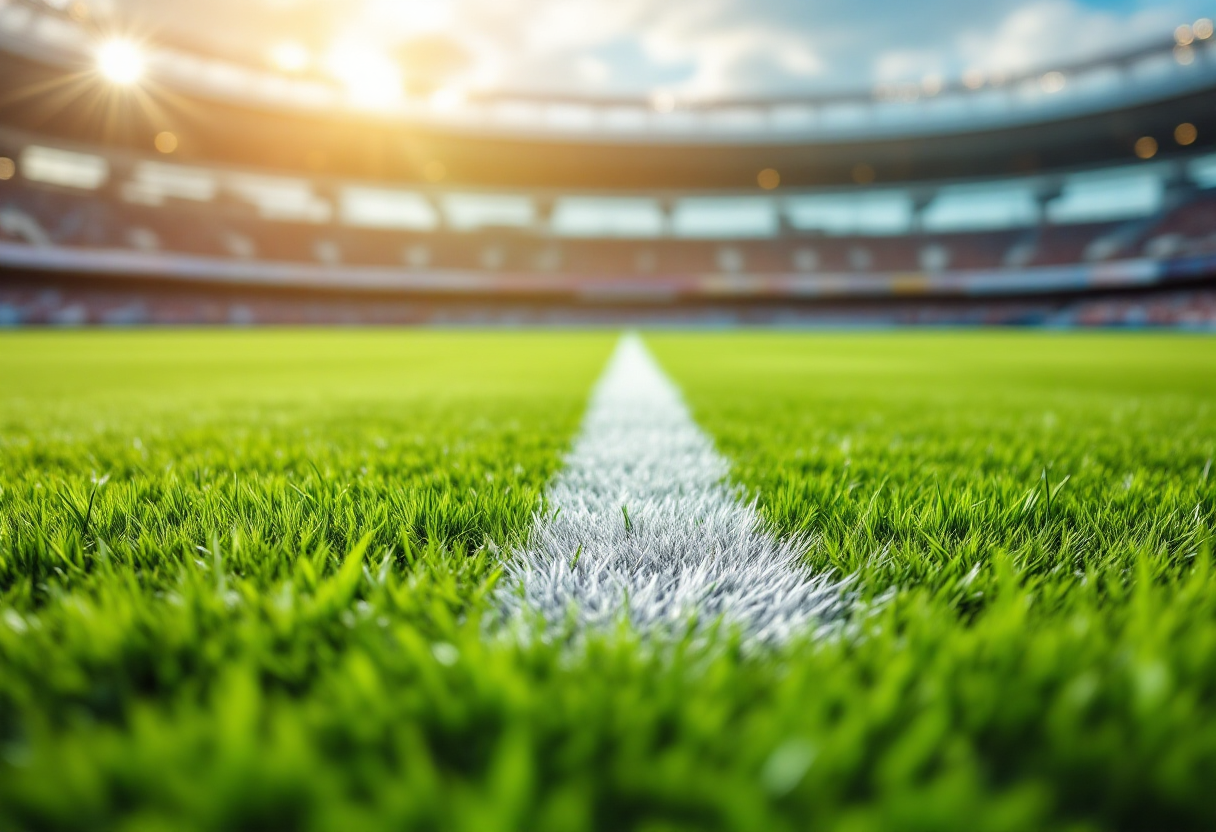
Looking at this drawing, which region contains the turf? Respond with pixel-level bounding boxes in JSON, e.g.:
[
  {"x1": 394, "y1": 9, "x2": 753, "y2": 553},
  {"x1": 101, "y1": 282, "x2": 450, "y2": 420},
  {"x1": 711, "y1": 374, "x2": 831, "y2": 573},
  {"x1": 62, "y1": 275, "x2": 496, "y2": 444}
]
[
  {"x1": 2, "y1": 330, "x2": 1216, "y2": 832},
  {"x1": 652, "y1": 332, "x2": 1216, "y2": 829}
]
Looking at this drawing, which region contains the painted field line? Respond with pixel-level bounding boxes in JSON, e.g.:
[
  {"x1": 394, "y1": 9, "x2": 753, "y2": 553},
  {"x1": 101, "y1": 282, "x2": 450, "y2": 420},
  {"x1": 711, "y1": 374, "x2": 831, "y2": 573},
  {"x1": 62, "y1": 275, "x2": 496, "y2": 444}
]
[{"x1": 497, "y1": 333, "x2": 849, "y2": 645}]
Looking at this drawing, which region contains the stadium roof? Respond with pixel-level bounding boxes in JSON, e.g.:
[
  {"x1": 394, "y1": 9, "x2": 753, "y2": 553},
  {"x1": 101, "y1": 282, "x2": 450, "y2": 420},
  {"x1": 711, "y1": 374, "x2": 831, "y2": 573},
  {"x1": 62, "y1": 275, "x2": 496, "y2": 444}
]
[
  {"x1": 61, "y1": 0, "x2": 1216, "y2": 100},
  {"x1": 2, "y1": 0, "x2": 1215, "y2": 189},
  {"x1": 0, "y1": 0, "x2": 1214, "y2": 146}
]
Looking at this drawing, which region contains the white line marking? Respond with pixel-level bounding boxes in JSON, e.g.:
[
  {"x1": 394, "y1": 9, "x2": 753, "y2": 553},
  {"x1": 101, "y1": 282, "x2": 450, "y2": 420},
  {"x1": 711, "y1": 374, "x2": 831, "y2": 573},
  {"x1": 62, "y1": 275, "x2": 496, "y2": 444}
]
[{"x1": 498, "y1": 334, "x2": 849, "y2": 645}]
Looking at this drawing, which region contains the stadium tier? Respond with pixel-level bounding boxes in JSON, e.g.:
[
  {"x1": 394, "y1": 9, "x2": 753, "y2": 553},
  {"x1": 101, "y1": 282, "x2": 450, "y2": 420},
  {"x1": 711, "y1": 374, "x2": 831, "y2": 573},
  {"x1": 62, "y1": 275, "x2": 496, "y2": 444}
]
[
  {"x1": 3, "y1": 133, "x2": 1216, "y2": 325},
  {"x1": 2, "y1": 6, "x2": 1216, "y2": 325}
]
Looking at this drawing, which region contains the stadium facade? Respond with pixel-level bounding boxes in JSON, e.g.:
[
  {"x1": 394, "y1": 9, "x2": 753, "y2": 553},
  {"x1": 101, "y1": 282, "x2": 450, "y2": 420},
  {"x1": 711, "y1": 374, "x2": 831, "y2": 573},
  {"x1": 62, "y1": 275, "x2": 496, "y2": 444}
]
[{"x1": 1, "y1": 0, "x2": 1215, "y2": 326}]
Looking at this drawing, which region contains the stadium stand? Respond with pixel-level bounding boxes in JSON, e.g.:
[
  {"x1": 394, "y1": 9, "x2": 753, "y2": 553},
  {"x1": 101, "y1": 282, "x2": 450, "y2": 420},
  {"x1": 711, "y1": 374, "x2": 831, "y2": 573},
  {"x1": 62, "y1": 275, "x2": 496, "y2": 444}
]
[{"x1": 1, "y1": 3, "x2": 1215, "y2": 325}]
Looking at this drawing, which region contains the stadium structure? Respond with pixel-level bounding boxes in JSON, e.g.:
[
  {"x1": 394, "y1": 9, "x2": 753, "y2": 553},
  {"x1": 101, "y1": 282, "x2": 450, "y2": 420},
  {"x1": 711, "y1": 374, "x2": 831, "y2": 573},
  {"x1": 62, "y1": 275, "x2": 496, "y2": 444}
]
[{"x1": 2, "y1": 0, "x2": 1216, "y2": 326}]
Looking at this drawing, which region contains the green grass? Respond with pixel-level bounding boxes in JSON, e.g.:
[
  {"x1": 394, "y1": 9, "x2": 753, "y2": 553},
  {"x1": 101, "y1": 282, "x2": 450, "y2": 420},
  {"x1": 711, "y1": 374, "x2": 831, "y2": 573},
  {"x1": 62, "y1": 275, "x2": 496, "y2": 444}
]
[{"x1": 3, "y1": 330, "x2": 1216, "y2": 832}]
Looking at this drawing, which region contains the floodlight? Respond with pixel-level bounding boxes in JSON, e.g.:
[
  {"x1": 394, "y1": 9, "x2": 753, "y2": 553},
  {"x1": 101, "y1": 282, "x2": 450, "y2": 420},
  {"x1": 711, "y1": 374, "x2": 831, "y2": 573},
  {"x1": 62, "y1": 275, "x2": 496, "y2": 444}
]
[
  {"x1": 327, "y1": 46, "x2": 403, "y2": 108},
  {"x1": 97, "y1": 39, "x2": 144, "y2": 85}
]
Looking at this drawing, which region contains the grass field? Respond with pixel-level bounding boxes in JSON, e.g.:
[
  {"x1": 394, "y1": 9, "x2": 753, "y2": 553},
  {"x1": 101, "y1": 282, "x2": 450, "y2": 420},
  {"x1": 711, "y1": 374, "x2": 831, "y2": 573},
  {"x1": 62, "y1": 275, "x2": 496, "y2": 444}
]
[{"x1": 2, "y1": 331, "x2": 1215, "y2": 831}]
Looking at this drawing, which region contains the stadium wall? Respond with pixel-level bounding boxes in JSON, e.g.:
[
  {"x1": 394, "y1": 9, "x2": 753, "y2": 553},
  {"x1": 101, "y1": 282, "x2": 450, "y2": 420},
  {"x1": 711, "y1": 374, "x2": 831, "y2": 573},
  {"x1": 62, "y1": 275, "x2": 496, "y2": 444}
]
[{"x1": 3, "y1": 250, "x2": 1214, "y2": 328}]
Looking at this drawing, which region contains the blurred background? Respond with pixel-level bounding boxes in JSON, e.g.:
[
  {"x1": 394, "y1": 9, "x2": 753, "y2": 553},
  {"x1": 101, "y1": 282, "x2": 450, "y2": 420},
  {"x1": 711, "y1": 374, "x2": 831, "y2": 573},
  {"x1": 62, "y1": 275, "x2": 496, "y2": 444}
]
[{"x1": 0, "y1": 0, "x2": 1215, "y2": 327}]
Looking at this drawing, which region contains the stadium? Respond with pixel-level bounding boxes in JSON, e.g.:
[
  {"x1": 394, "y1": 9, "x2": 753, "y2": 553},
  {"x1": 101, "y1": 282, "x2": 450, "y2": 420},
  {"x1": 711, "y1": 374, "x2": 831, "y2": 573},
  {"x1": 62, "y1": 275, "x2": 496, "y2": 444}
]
[{"x1": 2, "y1": 0, "x2": 1216, "y2": 830}]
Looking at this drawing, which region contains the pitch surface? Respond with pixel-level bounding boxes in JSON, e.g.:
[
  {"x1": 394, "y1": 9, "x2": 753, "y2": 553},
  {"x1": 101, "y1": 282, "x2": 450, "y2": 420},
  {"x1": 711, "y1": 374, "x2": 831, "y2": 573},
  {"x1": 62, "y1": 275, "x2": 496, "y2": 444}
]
[
  {"x1": 2, "y1": 330, "x2": 1215, "y2": 831},
  {"x1": 499, "y1": 334, "x2": 848, "y2": 644}
]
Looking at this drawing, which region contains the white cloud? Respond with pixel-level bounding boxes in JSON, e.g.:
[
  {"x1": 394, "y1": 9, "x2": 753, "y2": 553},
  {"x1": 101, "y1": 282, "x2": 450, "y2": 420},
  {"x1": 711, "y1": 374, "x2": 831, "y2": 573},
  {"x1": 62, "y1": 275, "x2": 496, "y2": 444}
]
[
  {"x1": 107, "y1": 0, "x2": 1207, "y2": 97},
  {"x1": 957, "y1": 0, "x2": 1190, "y2": 75}
]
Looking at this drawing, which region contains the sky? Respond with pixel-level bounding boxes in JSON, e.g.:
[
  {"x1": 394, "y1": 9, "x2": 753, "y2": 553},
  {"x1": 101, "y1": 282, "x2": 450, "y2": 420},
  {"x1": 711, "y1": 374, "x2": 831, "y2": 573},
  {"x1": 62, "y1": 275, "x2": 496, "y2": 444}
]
[{"x1": 102, "y1": 0, "x2": 1209, "y2": 99}]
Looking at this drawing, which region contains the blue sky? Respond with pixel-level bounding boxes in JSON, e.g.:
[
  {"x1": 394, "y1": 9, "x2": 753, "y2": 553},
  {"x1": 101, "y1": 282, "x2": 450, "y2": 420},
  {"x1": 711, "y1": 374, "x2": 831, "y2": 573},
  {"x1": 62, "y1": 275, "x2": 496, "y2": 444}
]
[{"x1": 112, "y1": 0, "x2": 1208, "y2": 98}]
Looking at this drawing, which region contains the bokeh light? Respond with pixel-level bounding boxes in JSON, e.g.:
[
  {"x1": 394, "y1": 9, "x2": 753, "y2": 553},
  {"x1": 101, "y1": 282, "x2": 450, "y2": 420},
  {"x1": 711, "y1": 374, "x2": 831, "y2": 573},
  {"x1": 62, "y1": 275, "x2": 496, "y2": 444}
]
[
  {"x1": 1175, "y1": 122, "x2": 1198, "y2": 146},
  {"x1": 155, "y1": 131, "x2": 179, "y2": 154},
  {"x1": 651, "y1": 90, "x2": 676, "y2": 113},
  {"x1": 1134, "y1": 136, "x2": 1158, "y2": 159},
  {"x1": 962, "y1": 69, "x2": 985, "y2": 90},
  {"x1": 757, "y1": 169, "x2": 780, "y2": 190},
  {"x1": 1039, "y1": 71, "x2": 1065, "y2": 93},
  {"x1": 0, "y1": 156, "x2": 15, "y2": 181}
]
